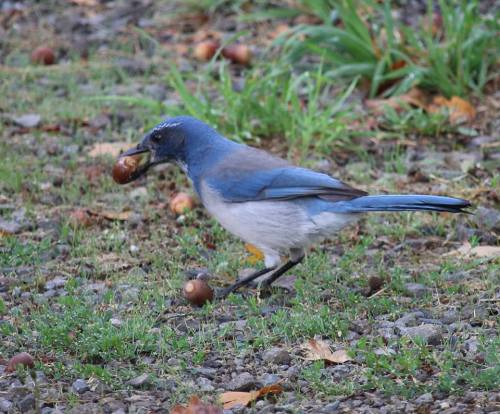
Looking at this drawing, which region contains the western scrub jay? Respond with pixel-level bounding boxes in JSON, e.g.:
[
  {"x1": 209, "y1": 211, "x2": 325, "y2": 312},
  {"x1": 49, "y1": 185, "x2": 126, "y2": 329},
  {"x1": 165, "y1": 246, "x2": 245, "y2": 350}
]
[{"x1": 120, "y1": 116, "x2": 470, "y2": 296}]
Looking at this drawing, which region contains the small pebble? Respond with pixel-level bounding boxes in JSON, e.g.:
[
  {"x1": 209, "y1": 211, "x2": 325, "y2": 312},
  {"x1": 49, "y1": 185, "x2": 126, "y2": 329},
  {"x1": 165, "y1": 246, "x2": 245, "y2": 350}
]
[
  {"x1": 400, "y1": 324, "x2": 443, "y2": 345},
  {"x1": 403, "y1": 283, "x2": 430, "y2": 298},
  {"x1": 227, "y1": 372, "x2": 259, "y2": 391},
  {"x1": 260, "y1": 373, "x2": 280, "y2": 386},
  {"x1": 321, "y1": 401, "x2": 340, "y2": 413},
  {"x1": 262, "y1": 347, "x2": 291, "y2": 365},
  {"x1": 72, "y1": 379, "x2": 89, "y2": 394},
  {"x1": 17, "y1": 394, "x2": 35, "y2": 412},
  {"x1": 127, "y1": 373, "x2": 149, "y2": 388},
  {"x1": 415, "y1": 392, "x2": 433, "y2": 405},
  {"x1": 0, "y1": 398, "x2": 13, "y2": 412}
]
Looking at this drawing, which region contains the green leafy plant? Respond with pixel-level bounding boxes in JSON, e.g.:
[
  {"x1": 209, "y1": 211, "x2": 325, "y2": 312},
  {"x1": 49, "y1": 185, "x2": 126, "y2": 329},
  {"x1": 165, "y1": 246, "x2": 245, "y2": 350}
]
[
  {"x1": 168, "y1": 62, "x2": 359, "y2": 154},
  {"x1": 241, "y1": 0, "x2": 336, "y2": 23},
  {"x1": 98, "y1": 61, "x2": 360, "y2": 155},
  {"x1": 379, "y1": 104, "x2": 452, "y2": 136},
  {"x1": 276, "y1": 0, "x2": 497, "y2": 97}
]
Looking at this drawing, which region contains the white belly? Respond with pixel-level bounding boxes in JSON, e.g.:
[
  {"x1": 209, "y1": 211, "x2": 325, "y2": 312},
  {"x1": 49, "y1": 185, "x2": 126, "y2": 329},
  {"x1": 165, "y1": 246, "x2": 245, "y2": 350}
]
[{"x1": 200, "y1": 182, "x2": 357, "y2": 254}]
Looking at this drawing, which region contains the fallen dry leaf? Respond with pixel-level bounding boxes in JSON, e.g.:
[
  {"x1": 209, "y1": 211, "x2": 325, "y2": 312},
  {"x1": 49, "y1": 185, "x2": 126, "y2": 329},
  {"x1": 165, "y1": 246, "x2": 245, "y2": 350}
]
[
  {"x1": 69, "y1": 0, "x2": 98, "y2": 6},
  {"x1": 365, "y1": 87, "x2": 428, "y2": 115},
  {"x1": 445, "y1": 242, "x2": 500, "y2": 259},
  {"x1": 245, "y1": 243, "x2": 264, "y2": 264},
  {"x1": 366, "y1": 89, "x2": 476, "y2": 125},
  {"x1": 219, "y1": 392, "x2": 258, "y2": 410},
  {"x1": 303, "y1": 339, "x2": 352, "y2": 364},
  {"x1": 220, "y1": 384, "x2": 282, "y2": 410},
  {"x1": 95, "y1": 253, "x2": 136, "y2": 275},
  {"x1": 69, "y1": 208, "x2": 95, "y2": 227},
  {"x1": 68, "y1": 209, "x2": 130, "y2": 226},
  {"x1": 429, "y1": 96, "x2": 476, "y2": 124},
  {"x1": 170, "y1": 395, "x2": 222, "y2": 414},
  {"x1": 98, "y1": 210, "x2": 131, "y2": 221},
  {"x1": 88, "y1": 142, "x2": 134, "y2": 158}
]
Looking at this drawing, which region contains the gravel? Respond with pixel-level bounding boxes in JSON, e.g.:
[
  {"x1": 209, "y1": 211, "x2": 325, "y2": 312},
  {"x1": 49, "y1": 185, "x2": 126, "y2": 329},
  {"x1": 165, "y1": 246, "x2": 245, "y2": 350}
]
[
  {"x1": 399, "y1": 324, "x2": 444, "y2": 345},
  {"x1": 16, "y1": 394, "x2": 35, "y2": 412},
  {"x1": 227, "y1": 372, "x2": 260, "y2": 391},
  {"x1": 126, "y1": 373, "x2": 149, "y2": 388},
  {"x1": 320, "y1": 401, "x2": 341, "y2": 413},
  {"x1": 71, "y1": 378, "x2": 90, "y2": 394},
  {"x1": 0, "y1": 398, "x2": 13, "y2": 412},
  {"x1": 415, "y1": 392, "x2": 434, "y2": 405},
  {"x1": 403, "y1": 283, "x2": 430, "y2": 298},
  {"x1": 262, "y1": 347, "x2": 292, "y2": 365},
  {"x1": 260, "y1": 373, "x2": 281, "y2": 386}
]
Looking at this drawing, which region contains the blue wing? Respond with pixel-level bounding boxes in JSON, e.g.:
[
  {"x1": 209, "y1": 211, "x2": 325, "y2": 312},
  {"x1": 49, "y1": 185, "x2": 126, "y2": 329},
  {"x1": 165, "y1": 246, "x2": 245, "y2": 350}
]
[{"x1": 203, "y1": 148, "x2": 366, "y2": 203}]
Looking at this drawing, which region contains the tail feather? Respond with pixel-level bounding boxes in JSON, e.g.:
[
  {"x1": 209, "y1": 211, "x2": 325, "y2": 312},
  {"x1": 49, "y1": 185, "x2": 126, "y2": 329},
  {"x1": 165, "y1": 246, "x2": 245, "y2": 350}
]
[{"x1": 333, "y1": 195, "x2": 471, "y2": 214}]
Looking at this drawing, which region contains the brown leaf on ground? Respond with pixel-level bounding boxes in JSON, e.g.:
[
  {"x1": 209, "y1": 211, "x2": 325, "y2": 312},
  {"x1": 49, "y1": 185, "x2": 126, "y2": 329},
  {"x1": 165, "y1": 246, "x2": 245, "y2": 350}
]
[
  {"x1": 220, "y1": 384, "x2": 283, "y2": 409},
  {"x1": 69, "y1": 0, "x2": 98, "y2": 6},
  {"x1": 429, "y1": 96, "x2": 476, "y2": 124},
  {"x1": 88, "y1": 142, "x2": 134, "y2": 158},
  {"x1": 303, "y1": 339, "x2": 352, "y2": 364},
  {"x1": 365, "y1": 87, "x2": 428, "y2": 114},
  {"x1": 365, "y1": 89, "x2": 476, "y2": 125},
  {"x1": 97, "y1": 210, "x2": 131, "y2": 221},
  {"x1": 445, "y1": 242, "x2": 500, "y2": 259},
  {"x1": 68, "y1": 209, "x2": 130, "y2": 226},
  {"x1": 170, "y1": 395, "x2": 222, "y2": 414},
  {"x1": 69, "y1": 208, "x2": 96, "y2": 227}
]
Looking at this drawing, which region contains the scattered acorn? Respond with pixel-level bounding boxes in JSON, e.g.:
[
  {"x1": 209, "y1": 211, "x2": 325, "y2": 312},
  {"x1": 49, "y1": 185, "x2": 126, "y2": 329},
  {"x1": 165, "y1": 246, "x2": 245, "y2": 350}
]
[
  {"x1": 31, "y1": 46, "x2": 56, "y2": 65},
  {"x1": 6, "y1": 352, "x2": 34, "y2": 373},
  {"x1": 193, "y1": 40, "x2": 219, "y2": 61},
  {"x1": 222, "y1": 44, "x2": 251, "y2": 66},
  {"x1": 112, "y1": 155, "x2": 140, "y2": 184},
  {"x1": 69, "y1": 208, "x2": 94, "y2": 227},
  {"x1": 169, "y1": 192, "x2": 195, "y2": 215},
  {"x1": 183, "y1": 279, "x2": 214, "y2": 306}
]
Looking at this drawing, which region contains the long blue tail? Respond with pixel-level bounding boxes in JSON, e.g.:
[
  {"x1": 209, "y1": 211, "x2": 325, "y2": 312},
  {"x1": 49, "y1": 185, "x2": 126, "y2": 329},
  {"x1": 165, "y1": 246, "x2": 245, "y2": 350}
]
[{"x1": 334, "y1": 195, "x2": 471, "y2": 213}]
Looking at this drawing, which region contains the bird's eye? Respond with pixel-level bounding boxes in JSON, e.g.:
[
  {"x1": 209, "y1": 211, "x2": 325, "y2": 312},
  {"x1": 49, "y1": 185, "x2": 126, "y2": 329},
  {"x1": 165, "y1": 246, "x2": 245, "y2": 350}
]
[{"x1": 151, "y1": 134, "x2": 161, "y2": 143}]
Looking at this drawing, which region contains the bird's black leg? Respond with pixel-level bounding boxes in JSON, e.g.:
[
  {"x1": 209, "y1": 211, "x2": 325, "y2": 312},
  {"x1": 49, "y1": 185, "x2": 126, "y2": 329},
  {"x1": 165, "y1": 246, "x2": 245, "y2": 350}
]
[
  {"x1": 220, "y1": 254, "x2": 305, "y2": 298},
  {"x1": 220, "y1": 266, "x2": 276, "y2": 297},
  {"x1": 261, "y1": 255, "x2": 305, "y2": 288}
]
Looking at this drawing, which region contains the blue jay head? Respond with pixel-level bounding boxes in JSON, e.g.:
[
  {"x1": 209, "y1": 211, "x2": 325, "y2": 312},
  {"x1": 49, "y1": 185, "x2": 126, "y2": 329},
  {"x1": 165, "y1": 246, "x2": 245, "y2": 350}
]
[
  {"x1": 118, "y1": 116, "x2": 234, "y2": 183},
  {"x1": 119, "y1": 116, "x2": 202, "y2": 180},
  {"x1": 122, "y1": 118, "x2": 186, "y2": 159}
]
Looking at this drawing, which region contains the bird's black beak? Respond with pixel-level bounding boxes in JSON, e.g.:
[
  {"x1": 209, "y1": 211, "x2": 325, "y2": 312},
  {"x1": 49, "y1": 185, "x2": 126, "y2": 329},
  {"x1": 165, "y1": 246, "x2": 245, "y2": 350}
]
[{"x1": 120, "y1": 142, "x2": 150, "y2": 158}]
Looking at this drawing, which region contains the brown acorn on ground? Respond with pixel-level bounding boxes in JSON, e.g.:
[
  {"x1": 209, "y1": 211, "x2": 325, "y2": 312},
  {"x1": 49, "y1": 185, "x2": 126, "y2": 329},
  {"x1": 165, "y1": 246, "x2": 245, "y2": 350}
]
[
  {"x1": 183, "y1": 279, "x2": 214, "y2": 306},
  {"x1": 31, "y1": 46, "x2": 56, "y2": 65},
  {"x1": 169, "y1": 192, "x2": 195, "y2": 215},
  {"x1": 221, "y1": 44, "x2": 251, "y2": 65},
  {"x1": 193, "y1": 40, "x2": 219, "y2": 61},
  {"x1": 6, "y1": 353, "x2": 35, "y2": 372},
  {"x1": 69, "y1": 208, "x2": 94, "y2": 227}
]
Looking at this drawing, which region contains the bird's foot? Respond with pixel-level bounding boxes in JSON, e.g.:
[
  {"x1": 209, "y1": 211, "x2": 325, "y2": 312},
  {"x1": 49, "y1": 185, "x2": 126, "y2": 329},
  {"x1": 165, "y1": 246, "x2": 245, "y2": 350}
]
[{"x1": 218, "y1": 266, "x2": 277, "y2": 299}]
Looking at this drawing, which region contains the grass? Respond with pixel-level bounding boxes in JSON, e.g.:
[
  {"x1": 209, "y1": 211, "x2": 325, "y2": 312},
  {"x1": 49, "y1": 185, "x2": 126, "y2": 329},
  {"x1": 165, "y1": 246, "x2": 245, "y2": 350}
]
[
  {"x1": 379, "y1": 105, "x2": 454, "y2": 137},
  {"x1": 275, "y1": 0, "x2": 498, "y2": 97},
  {"x1": 172, "y1": 62, "x2": 361, "y2": 153},
  {"x1": 0, "y1": 1, "x2": 498, "y2": 411},
  {"x1": 98, "y1": 61, "x2": 361, "y2": 156},
  {"x1": 1, "y1": 207, "x2": 498, "y2": 402}
]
